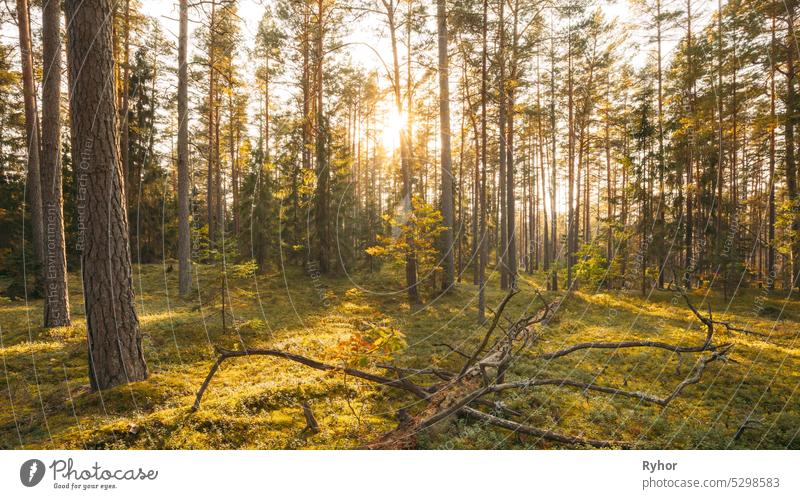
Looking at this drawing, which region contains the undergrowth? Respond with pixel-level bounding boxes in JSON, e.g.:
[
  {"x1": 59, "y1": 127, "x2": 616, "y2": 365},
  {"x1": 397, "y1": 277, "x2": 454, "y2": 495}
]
[{"x1": 1, "y1": 263, "x2": 798, "y2": 449}]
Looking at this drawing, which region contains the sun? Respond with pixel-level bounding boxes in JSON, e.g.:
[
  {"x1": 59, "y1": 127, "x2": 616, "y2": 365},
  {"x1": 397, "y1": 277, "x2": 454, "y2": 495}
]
[{"x1": 380, "y1": 106, "x2": 405, "y2": 151}]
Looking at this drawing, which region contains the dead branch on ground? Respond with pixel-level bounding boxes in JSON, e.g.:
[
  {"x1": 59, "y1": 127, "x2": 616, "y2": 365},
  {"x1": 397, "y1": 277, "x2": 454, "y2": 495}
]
[{"x1": 191, "y1": 287, "x2": 746, "y2": 449}]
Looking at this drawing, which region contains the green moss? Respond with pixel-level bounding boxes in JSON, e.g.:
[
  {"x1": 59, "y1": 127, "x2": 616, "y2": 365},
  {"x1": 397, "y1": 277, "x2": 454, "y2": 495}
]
[{"x1": 0, "y1": 264, "x2": 798, "y2": 449}]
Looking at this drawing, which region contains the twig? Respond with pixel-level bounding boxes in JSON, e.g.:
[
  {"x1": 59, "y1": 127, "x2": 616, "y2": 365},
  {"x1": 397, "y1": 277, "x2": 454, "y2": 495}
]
[
  {"x1": 433, "y1": 343, "x2": 471, "y2": 359},
  {"x1": 660, "y1": 344, "x2": 733, "y2": 406},
  {"x1": 733, "y1": 417, "x2": 763, "y2": 441},
  {"x1": 673, "y1": 284, "x2": 768, "y2": 338}
]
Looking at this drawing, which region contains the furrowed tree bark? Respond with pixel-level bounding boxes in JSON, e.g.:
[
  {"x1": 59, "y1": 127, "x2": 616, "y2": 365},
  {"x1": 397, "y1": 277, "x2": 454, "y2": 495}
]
[
  {"x1": 437, "y1": 0, "x2": 455, "y2": 292},
  {"x1": 15, "y1": 0, "x2": 45, "y2": 271},
  {"x1": 178, "y1": 0, "x2": 192, "y2": 297},
  {"x1": 65, "y1": 0, "x2": 148, "y2": 390},
  {"x1": 121, "y1": 0, "x2": 130, "y2": 194},
  {"x1": 41, "y1": 0, "x2": 71, "y2": 327}
]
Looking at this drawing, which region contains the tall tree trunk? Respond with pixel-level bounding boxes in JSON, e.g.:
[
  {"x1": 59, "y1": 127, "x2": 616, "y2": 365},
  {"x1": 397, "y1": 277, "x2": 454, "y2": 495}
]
[
  {"x1": 41, "y1": 0, "x2": 71, "y2": 327},
  {"x1": 214, "y1": 108, "x2": 222, "y2": 240},
  {"x1": 605, "y1": 72, "x2": 613, "y2": 270},
  {"x1": 65, "y1": 0, "x2": 148, "y2": 390},
  {"x1": 497, "y1": 0, "x2": 508, "y2": 290},
  {"x1": 314, "y1": 0, "x2": 330, "y2": 274},
  {"x1": 478, "y1": 0, "x2": 489, "y2": 322},
  {"x1": 656, "y1": 0, "x2": 665, "y2": 289},
  {"x1": 207, "y1": 0, "x2": 217, "y2": 242},
  {"x1": 786, "y1": 5, "x2": 800, "y2": 289},
  {"x1": 121, "y1": 0, "x2": 130, "y2": 194},
  {"x1": 405, "y1": 0, "x2": 419, "y2": 296},
  {"x1": 295, "y1": 4, "x2": 310, "y2": 264},
  {"x1": 178, "y1": 0, "x2": 192, "y2": 297},
  {"x1": 15, "y1": 0, "x2": 45, "y2": 271},
  {"x1": 536, "y1": 50, "x2": 549, "y2": 274},
  {"x1": 464, "y1": 59, "x2": 480, "y2": 285},
  {"x1": 457, "y1": 90, "x2": 466, "y2": 282},
  {"x1": 228, "y1": 68, "x2": 239, "y2": 236},
  {"x1": 384, "y1": 0, "x2": 418, "y2": 300},
  {"x1": 505, "y1": 0, "x2": 519, "y2": 289},
  {"x1": 768, "y1": 12, "x2": 776, "y2": 290},
  {"x1": 549, "y1": 12, "x2": 558, "y2": 292},
  {"x1": 566, "y1": 10, "x2": 575, "y2": 290},
  {"x1": 437, "y1": 0, "x2": 455, "y2": 291},
  {"x1": 715, "y1": 0, "x2": 724, "y2": 261},
  {"x1": 265, "y1": 51, "x2": 271, "y2": 164},
  {"x1": 684, "y1": 0, "x2": 694, "y2": 289}
]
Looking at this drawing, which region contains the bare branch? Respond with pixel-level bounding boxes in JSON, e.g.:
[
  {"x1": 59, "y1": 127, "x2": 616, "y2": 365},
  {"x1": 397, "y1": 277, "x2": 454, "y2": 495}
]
[
  {"x1": 537, "y1": 339, "x2": 717, "y2": 360},
  {"x1": 460, "y1": 407, "x2": 626, "y2": 448},
  {"x1": 495, "y1": 344, "x2": 732, "y2": 407},
  {"x1": 459, "y1": 289, "x2": 518, "y2": 377},
  {"x1": 192, "y1": 346, "x2": 428, "y2": 411}
]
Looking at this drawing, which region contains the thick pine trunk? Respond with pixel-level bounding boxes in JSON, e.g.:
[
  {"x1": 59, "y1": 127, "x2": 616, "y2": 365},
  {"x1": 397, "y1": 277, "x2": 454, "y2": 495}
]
[
  {"x1": 121, "y1": 0, "x2": 130, "y2": 195},
  {"x1": 41, "y1": 0, "x2": 71, "y2": 327},
  {"x1": 177, "y1": 0, "x2": 192, "y2": 297},
  {"x1": 65, "y1": 0, "x2": 148, "y2": 390},
  {"x1": 437, "y1": 0, "x2": 454, "y2": 291}
]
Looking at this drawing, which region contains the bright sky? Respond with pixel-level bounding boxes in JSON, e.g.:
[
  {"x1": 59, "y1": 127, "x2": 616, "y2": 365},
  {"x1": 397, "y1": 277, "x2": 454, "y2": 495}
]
[
  {"x1": 137, "y1": 0, "x2": 716, "y2": 210},
  {"x1": 0, "y1": 0, "x2": 718, "y2": 81},
  {"x1": 142, "y1": 0, "x2": 713, "y2": 76}
]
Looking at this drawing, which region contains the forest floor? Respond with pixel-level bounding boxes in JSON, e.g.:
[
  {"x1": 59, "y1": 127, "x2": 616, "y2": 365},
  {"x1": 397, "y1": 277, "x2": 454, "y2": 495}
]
[{"x1": 1, "y1": 263, "x2": 799, "y2": 449}]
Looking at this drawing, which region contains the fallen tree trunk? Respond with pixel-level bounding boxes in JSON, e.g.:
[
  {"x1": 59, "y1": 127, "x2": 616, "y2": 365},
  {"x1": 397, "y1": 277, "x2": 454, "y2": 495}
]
[{"x1": 191, "y1": 288, "x2": 739, "y2": 449}]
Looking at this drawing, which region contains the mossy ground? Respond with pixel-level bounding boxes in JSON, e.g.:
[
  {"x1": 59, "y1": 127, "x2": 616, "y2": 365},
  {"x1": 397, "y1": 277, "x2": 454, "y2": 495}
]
[{"x1": 1, "y1": 263, "x2": 798, "y2": 449}]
